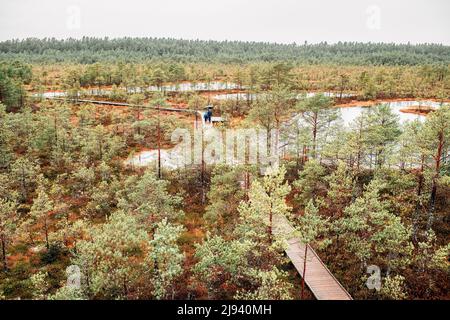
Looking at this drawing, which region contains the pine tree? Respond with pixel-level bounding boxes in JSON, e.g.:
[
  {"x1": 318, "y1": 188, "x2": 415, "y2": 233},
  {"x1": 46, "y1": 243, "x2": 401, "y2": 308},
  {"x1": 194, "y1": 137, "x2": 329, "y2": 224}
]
[
  {"x1": 234, "y1": 267, "x2": 293, "y2": 300},
  {"x1": 149, "y1": 219, "x2": 185, "y2": 299},
  {"x1": 325, "y1": 161, "x2": 354, "y2": 216},
  {"x1": 344, "y1": 111, "x2": 370, "y2": 172},
  {"x1": 415, "y1": 230, "x2": 450, "y2": 272},
  {"x1": 204, "y1": 165, "x2": 245, "y2": 235},
  {"x1": 296, "y1": 200, "x2": 330, "y2": 248},
  {"x1": 396, "y1": 120, "x2": 424, "y2": 170},
  {"x1": 336, "y1": 179, "x2": 413, "y2": 273},
  {"x1": 0, "y1": 198, "x2": 17, "y2": 271},
  {"x1": 117, "y1": 169, "x2": 183, "y2": 232},
  {"x1": 10, "y1": 157, "x2": 39, "y2": 201},
  {"x1": 421, "y1": 105, "x2": 450, "y2": 228},
  {"x1": 293, "y1": 159, "x2": 326, "y2": 207},
  {"x1": 296, "y1": 94, "x2": 339, "y2": 159},
  {"x1": 29, "y1": 186, "x2": 54, "y2": 249},
  {"x1": 379, "y1": 275, "x2": 407, "y2": 300},
  {"x1": 29, "y1": 271, "x2": 50, "y2": 300},
  {"x1": 193, "y1": 234, "x2": 252, "y2": 299},
  {"x1": 0, "y1": 104, "x2": 14, "y2": 169},
  {"x1": 72, "y1": 211, "x2": 151, "y2": 299},
  {"x1": 365, "y1": 104, "x2": 401, "y2": 168},
  {"x1": 236, "y1": 166, "x2": 291, "y2": 243},
  {"x1": 295, "y1": 200, "x2": 330, "y2": 299}
]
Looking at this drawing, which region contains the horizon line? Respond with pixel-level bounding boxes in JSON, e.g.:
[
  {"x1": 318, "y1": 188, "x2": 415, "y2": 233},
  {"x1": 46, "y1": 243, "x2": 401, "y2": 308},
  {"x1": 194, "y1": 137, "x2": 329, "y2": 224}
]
[{"x1": 1, "y1": 36, "x2": 449, "y2": 47}]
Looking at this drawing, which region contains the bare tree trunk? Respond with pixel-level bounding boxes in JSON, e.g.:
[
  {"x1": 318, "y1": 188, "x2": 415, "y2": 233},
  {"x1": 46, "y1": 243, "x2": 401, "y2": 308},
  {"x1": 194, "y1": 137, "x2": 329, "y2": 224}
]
[
  {"x1": 137, "y1": 106, "x2": 141, "y2": 135},
  {"x1": 44, "y1": 219, "x2": 49, "y2": 249},
  {"x1": 312, "y1": 112, "x2": 318, "y2": 159},
  {"x1": 296, "y1": 127, "x2": 300, "y2": 168},
  {"x1": 20, "y1": 166, "x2": 27, "y2": 201},
  {"x1": 157, "y1": 105, "x2": 162, "y2": 179},
  {"x1": 427, "y1": 132, "x2": 444, "y2": 229},
  {"x1": 413, "y1": 155, "x2": 425, "y2": 241},
  {"x1": 268, "y1": 205, "x2": 273, "y2": 243},
  {"x1": 356, "y1": 120, "x2": 363, "y2": 172},
  {"x1": 201, "y1": 126, "x2": 205, "y2": 205},
  {"x1": 54, "y1": 116, "x2": 58, "y2": 144},
  {"x1": 1, "y1": 234, "x2": 7, "y2": 271}
]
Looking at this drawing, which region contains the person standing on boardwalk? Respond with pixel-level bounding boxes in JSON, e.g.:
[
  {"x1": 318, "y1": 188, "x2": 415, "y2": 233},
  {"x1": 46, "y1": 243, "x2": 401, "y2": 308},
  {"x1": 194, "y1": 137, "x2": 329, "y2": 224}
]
[{"x1": 206, "y1": 106, "x2": 213, "y2": 123}]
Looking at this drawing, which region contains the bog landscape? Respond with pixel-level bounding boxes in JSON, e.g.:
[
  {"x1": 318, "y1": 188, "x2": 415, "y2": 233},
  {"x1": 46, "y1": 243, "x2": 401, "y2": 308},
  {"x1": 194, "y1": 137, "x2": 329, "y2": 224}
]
[{"x1": 0, "y1": 36, "x2": 449, "y2": 300}]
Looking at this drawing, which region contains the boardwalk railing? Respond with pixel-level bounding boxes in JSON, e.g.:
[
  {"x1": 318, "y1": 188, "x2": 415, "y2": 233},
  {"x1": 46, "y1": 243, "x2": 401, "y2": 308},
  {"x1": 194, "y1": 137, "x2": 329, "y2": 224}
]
[{"x1": 44, "y1": 97, "x2": 197, "y2": 113}]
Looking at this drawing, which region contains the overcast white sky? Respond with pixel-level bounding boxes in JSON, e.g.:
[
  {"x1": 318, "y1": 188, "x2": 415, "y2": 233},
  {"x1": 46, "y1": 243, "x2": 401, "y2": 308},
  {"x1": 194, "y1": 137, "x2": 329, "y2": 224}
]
[{"x1": 0, "y1": 0, "x2": 449, "y2": 44}]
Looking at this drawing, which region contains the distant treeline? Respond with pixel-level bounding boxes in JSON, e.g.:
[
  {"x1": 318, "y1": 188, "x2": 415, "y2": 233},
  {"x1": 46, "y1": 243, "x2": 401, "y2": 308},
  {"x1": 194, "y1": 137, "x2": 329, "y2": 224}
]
[{"x1": 0, "y1": 37, "x2": 449, "y2": 65}]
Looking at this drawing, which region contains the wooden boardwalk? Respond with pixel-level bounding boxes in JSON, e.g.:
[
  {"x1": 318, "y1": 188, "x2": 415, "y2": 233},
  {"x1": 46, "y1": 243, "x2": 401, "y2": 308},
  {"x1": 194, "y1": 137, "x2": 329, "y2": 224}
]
[
  {"x1": 274, "y1": 215, "x2": 352, "y2": 300},
  {"x1": 45, "y1": 97, "x2": 197, "y2": 113}
]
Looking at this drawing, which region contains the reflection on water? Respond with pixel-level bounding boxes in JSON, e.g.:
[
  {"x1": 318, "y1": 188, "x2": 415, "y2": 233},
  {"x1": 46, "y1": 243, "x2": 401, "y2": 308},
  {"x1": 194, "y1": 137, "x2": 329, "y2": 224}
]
[
  {"x1": 35, "y1": 82, "x2": 240, "y2": 98},
  {"x1": 38, "y1": 88, "x2": 355, "y2": 99},
  {"x1": 214, "y1": 92, "x2": 257, "y2": 100},
  {"x1": 212, "y1": 91, "x2": 443, "y2": 124},
  {"x1": 148, "y1": 81, "x2": 240, "y2": 92},
  {"x1": 125, "y1": 150, "x2": 188, "y2": 169},
  {"x1": 213, "y1": 92, "x2": 356, "y2": 100},
  {"x1": 339, "y1": 100, "x2": 442, "y2": 125},
  {"x1": 39, "y1": 91, "x2": 67, "y2": 98}
]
